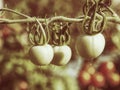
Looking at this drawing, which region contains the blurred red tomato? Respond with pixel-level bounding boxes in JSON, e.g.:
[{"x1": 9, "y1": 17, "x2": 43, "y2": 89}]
[
  {"x1": 98, "y1": 61, "x2": 116, "y2": 75},
  {"x1": 91, "y1": 72, "x2": 106, "y2": 88},
  {"x1": 82, "y1": 62, "x2": 96, "y2": 75},
  {"x1": 18, "y1": 80, "x2": 28, "y2": 90},
  {"x1": 78, "y1": 70, "x2": 91, "y2": 86},
  {"x1": 107, "y1": 72, "x2": 120, "y2": 87}
]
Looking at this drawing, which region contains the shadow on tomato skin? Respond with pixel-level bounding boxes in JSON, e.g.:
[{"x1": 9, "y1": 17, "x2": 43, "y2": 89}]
[{"x1": 51, "y1": 52, "x2": 65, "y2": 66}]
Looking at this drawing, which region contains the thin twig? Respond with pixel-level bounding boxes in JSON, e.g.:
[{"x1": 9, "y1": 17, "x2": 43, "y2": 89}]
[{"x1": 0, "y1": 8, "x2": 30, "y2": 18}]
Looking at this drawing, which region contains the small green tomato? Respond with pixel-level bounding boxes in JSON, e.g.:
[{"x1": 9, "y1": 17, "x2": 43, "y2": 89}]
[
  {"x1": 75, "y1": 33, "x2": 105, "y2": 59},
  {"x1": 29, "y1": 44, "x2": 54, "y2": 65},
  {"x1": 51, "y1": 45, "x2": 72, "y2": 66}
]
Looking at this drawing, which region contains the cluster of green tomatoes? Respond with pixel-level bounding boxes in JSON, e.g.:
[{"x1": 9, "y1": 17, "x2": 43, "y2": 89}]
[{"x1": 28, "y1": 20, "x2": 105, "y2": 66}]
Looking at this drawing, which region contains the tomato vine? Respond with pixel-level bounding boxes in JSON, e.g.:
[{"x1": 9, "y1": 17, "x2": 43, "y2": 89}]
[{"x1": 0, "y1": 0, "x2": 120, "y2": 65}]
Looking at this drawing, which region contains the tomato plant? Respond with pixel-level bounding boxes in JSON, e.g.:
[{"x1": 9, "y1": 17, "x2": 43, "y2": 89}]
[
  {"x1": 51, "y1": 45, "x2": 72, "y2": 66},
  {"x1": 29, "y1": 44, "x2": 54, "y2": 65},
  {"x1": 75, "y1": 33, "x2": 105, "y2": 59}
]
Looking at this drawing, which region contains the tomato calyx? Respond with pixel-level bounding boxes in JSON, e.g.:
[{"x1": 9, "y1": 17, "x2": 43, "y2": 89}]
[
  {"x1": 28, "y1": 18, "x2": 50, "y2": 46},
  {"x1": 49, "y1": 22, "x2": 71, "y2": 46}
]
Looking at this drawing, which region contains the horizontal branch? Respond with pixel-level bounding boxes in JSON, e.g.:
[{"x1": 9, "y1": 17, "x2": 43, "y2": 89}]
[
  {"x1": 0, "y1": 15, "x2": 120, "y2": 25},
  {"x1": 0, "y1": 16, "x2": 86, "y2": 24},
  {"x1": 0, "y1": 7, "x2": 120, "y2": 24}
]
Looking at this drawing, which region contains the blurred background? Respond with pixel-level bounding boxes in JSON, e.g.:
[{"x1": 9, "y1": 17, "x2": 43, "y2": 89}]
[{"x1": 0, "y1": 0, "x2": 120, "y2": 90}]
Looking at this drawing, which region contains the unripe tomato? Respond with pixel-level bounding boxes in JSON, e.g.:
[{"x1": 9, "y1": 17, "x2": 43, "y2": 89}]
[
  {"x1": 75, "y1": 33, "x2": 105, "y2": 59},
  {"x1": 29, "y1": 44, "x2": 54, "y2": 65},
  {"x1": 78, "y1": 70, "x2": 91, "y2": 86},
  {"x1": 107, "y1": 72, "x2": 120, "y2": 87},
  {"x1": 91, "y1": 72, "x2": 106, "y2": 88},
  {"x1": 51, "y1": 45, "x2": 72, "y2": 66},
  {"x1": 98, "y1": 61, "x2": 116, "y2": 75}
]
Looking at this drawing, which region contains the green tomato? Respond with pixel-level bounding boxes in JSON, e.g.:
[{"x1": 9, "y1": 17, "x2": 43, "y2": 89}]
[
  {"x1": 51, "y1": 45, "x2": 72, "y2": 66},
  {"x1": 75, "y1": 33, "x2": 105, "y2": 59},
  {"x1": 29, "y1": 44, "x2": 54, "y2": 65}
]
